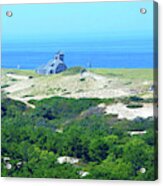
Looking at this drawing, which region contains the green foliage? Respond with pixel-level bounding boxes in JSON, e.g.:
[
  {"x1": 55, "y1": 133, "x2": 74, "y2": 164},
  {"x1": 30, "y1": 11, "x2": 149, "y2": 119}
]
[
  {"x1": 80, "y1": 78, "x2": 85, "y2": 81},
  {"x1": 89, "y1": 138, "x2": 109, "y2": 162},
  {"x1": 126, "y1": 103, "x2": 143, "y2": 109},
  {"x1": 88, "y1": 157, "x2": 134, "y2": 180},
  {"x1": 1, "y1": 96, "x2": 157, "y2": 180},
  {"x1": 1, "y1": 84, "x2": 10, "y2": 89},
  {"x1": 62, "y1": 66, "x2": 86, "y2": 76},
  {"x1": 90, "y1": 68, "x2": 153, "y2": 81},
  {"x1": 2, "y1": 68, "x2": 40, "y2": 77}
]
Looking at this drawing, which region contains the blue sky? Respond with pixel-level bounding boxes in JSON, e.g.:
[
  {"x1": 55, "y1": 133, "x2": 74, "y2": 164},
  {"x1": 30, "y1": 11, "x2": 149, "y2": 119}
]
[{"x1": 1, "y1": 1, "x2": 154, "y2": 43}]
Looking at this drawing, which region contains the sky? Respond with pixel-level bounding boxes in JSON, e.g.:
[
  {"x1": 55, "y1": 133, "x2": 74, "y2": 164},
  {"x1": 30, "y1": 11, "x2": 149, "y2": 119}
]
[{"x1": 1, "y1": 1, "x2": 154, "y2": 43}]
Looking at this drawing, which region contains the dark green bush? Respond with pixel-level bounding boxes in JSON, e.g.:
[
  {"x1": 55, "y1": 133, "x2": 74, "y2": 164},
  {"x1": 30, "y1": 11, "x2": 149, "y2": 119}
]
[{"x1": 126, "y1": 104, "x2": 143, "y2": 109}]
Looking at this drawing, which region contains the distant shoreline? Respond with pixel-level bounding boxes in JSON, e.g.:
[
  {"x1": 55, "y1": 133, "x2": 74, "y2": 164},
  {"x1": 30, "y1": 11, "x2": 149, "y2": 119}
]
[{"x1": 1, "y1": 67, "x2": 154, "y2": 70}]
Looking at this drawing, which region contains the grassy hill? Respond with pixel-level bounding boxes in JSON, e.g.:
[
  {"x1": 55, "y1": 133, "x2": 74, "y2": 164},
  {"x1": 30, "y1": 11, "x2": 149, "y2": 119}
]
[
  {"x1": 90, "y1": 68, "x2": 153, "y2": 81},
  {"x1": 1, "y1": 67, "x2": 153, "y2": 103},
  {"x1": 1, "y1": 67, "x2": 157, "y2": 180}
]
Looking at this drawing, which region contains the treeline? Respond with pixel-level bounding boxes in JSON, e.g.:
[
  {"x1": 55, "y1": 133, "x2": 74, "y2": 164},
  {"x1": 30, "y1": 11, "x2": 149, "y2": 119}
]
[{"x1": 1, "y1": 96, "x2": 157, "y2": 180}]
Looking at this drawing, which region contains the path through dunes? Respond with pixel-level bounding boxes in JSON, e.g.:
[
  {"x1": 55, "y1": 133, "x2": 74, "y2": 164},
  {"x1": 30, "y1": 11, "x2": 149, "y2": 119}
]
[
  {"x1": 98, "y1": 103, "x2": 155, "y2": 120},
  {"x1": 6, "y1": 73, "x2": 30, "y2": 80},
  {"x1": 1, "y1": 68, "x2": 154, "y2": 110}
]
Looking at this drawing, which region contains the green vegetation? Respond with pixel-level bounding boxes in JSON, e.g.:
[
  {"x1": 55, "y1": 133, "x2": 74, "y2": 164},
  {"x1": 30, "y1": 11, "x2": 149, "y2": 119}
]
[
  {"x1": 90, "y1": 68, "x2": 153, "y2": 81},
  {"x1": 1, "y1": 67, "x2": 156, "y2": 179},
  {"x1": 1, "y1": 96, "x2": 157, "y2": 180},
  {"x1": 1, "y1": 84, "x2": 10, "y2": 89},
  {"x1": 62, "y1": 66, "x2": 86, "y2": 76},
  {"x1": 11, "y1": 79, "x2": 18, "y2": 82},
  {"x1": 80, "y1": 78, "x2": 85, "y2": 82},
  {"x1": 22, "y1": 95, "x2": 34, "y2": 98},
  {"x1": 2, "y1": 68, "x2": 153, "y2": 80},
  {"x1": 1, "y1": 68, "x2": 40, "y2": 77},
  {"x1": 117, "y1": 96, "x2": 154, "y2": 104},
  {"x1": 126, "y1": 103, "x2": 143, "y2": 109},
  {"x1": 1, "y1": 68, "x2": 154, "y2": 102}
]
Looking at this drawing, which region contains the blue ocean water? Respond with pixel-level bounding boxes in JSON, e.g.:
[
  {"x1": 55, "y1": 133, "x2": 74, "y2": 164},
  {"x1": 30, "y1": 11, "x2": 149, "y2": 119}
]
[{"x1": 1, "y1": 40, "x2": 153, "y2": 69}]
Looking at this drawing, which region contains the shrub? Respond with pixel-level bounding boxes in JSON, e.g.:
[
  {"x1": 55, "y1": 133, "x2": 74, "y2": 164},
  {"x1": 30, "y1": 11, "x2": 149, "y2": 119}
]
[
  {"x1": 1, "y1": 84, "x2": 9, "y2": 89},
  {"x1": 80, "y1": 78, "x2": 85, "y2": 82},
  {"x1": 63, "y1": 66, "x2": 86, "y2": 75},
  {"x1": 126, "y1": 104, "x2": 143, "y2": 109}
]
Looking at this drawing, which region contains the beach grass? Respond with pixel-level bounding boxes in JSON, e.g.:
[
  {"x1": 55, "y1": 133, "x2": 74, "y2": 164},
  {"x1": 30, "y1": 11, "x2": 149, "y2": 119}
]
[
  {"x1": 1, "y1": 67, "x2": 153, "y2": 81},
  {"x1": 1, "y1": 67, "x2": 153, "y2": 101},
  {"x1": 90, "y1": 68, "x2": 153, "y2": 81},
  {"x1": 1, "y1": 68, "x2": 40, "y2": 77}
]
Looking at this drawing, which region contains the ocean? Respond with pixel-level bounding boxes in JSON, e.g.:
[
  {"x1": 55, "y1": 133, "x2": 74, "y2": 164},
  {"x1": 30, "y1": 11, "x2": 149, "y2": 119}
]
[{"x1": 1, "y1": 40, "x2": 154, "y2": 69}]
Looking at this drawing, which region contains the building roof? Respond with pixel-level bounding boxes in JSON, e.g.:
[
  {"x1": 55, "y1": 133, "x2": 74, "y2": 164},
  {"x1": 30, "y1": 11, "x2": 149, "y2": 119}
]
[{"x1": 38, "y1": 58, "x2": 65, "y2": 71}]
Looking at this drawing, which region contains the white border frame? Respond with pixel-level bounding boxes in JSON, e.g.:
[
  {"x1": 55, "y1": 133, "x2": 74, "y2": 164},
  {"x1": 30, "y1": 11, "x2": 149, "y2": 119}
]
[{"x1": 0, "y1": 1, "x2": 162, "y2": 186}]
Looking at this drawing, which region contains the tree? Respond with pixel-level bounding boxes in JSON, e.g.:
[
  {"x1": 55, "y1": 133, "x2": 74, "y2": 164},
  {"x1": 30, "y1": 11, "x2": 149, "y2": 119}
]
[{"x1": 89, "y1": 138, "x2": 109, "y2": 162}]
